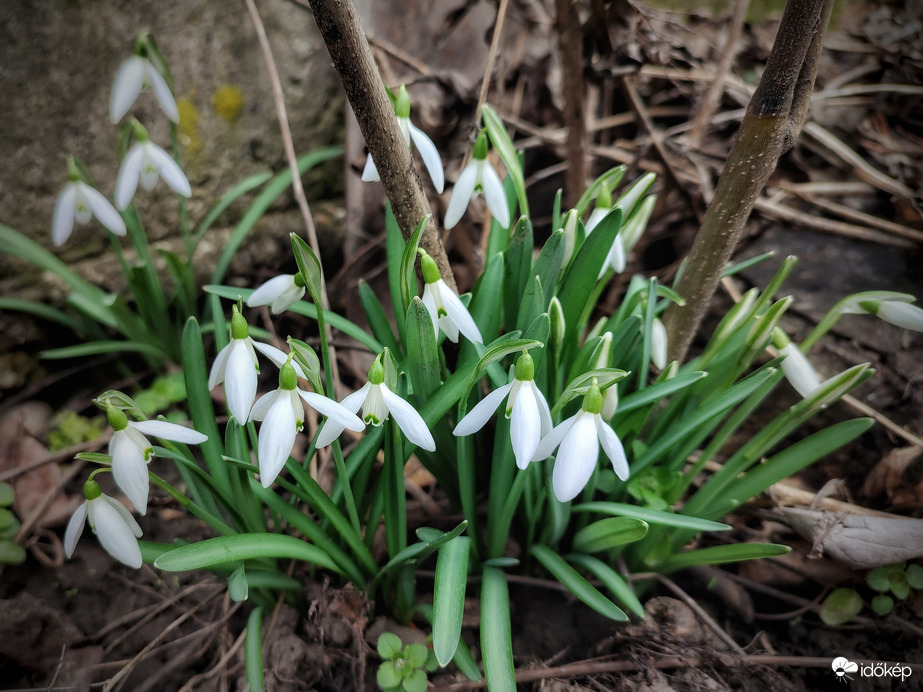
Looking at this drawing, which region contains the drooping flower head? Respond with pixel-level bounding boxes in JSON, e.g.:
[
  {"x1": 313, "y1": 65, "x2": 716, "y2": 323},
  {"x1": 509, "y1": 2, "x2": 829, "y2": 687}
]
[
  {"x1": 532, "y1": 379, "x2": 629, "y2": 503},
  {"x1": 419, "y1": 250, "x2": 483, "y2": 344},
  {"x1": 362, "y1": 85, "x2": 444, "y2": 193},
  {"x1": 316, "y1": 354, "x2": 436, "y2": 452},
  {"x1": 115, "y1": 121, "x2": 191, "y2": 209},
  {"x1": 53, "y1": 157, "x2": 126, "y2": 246},
  {"x1": 110, "y1": 32, "x2": 179, "y2": 124},
  {"x1": 105, "y1": 403, "x2": 207, "y2": 515},
  {"x1": 444, "y1": 130, "x2": 510, "y2": 230},
  {"x1": 247, "y1": 273, "x2": 306, "y2": 314},
  {"x1": 454, "y1": 351, "x2": 552, "y2": 469},
  {"x1": 250, "y1": 361, "x2": 365, "y2": 487},
  {"x1": 208, "y1": 306, "x2": 305, "y2": 423},
  {"x1": 64, "y1": 478, "x2": 143, "y2": 568}
]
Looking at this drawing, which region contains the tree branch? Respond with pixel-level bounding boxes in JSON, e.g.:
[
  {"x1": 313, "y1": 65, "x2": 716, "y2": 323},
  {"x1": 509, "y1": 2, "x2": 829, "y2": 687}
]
[
  {"x1": 662, "y1": 0, "x2": 834, "y2": 362},
  {"x1": 306, "y1": 0, "x2": 456, "y2": 290}
]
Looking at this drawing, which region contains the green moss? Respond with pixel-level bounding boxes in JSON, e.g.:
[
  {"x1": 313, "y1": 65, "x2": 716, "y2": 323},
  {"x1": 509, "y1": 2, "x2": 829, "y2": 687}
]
[
  {"x1": 213, "y1": 85, "x2": 244, "y2": 123},
  {"x1": 177, "y1": 97, "x2": 203, "y2": 157}
]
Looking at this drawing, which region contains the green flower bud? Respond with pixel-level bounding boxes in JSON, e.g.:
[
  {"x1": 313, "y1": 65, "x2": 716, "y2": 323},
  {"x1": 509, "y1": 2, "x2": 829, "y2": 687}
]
[
  {"x1": 369, "y1": 358, "x2": 385, "y2": 385},
  {"x1": 279, "y1": 361, "x2": 298, "y2": 391},
  {"x1": 107, "y1": 405, "x2": 128, "y2": 431},
  {"x1": 473, "y1": 130, "x2": 489, "y2": 160},
  {"x1": 230, "y1": 307, "x2": 249, "y2": 340},
  {"x1": 581, "y1": 379, "x2": 603, "y2": 415},
  {"x1": 83, "y1": 479, "x2": 103, "y2": 501},
  {"x1": 395, "y1": 85, "x2": 411, "y2": 119},
  {"x1": 419, "y1": 250, "x2": 441, "y2": 285},
  {"x1": 514, "y1": 351, "x2": 535, "y2": 381}
]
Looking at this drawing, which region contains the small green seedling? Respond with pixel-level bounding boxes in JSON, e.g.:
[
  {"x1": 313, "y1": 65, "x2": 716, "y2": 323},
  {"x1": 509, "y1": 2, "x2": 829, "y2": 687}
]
[
  {"x1": 867, "y1": 562, "x2": 923, "y2": 616},
  {"x1": 376, "y1": 632, "x2": 438, "y2": 692},
  {"x1": 0, "y1": 482, "x2": 26, "y2": 565}
]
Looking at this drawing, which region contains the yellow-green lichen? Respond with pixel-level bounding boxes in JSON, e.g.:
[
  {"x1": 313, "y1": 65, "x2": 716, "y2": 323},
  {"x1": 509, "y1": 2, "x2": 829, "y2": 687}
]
[
  {"x1": 213, "y1": 85, "x2": 244, "y2": 123},
  {"x1": 176, "y1": 97, "x2": 203, "y2": 157}
]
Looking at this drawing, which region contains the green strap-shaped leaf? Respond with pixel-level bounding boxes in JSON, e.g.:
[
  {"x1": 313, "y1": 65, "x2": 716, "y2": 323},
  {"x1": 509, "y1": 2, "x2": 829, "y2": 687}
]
[
  {"x1": 572, "y1": 517, "x2": 649, "y2": 553},
  {"x1": 566, "y1": 553, "x2": 645, "y2": 618},
  {"x1": 480, "y1": 567, "x2": 516, "y2": 692},
  {"x1": 530, "y1": 544, "x2": 628, "y2": 621},
  {"x1": 433, "y1": 536, "x2": 472, "y2": 666},
  {"x1": 481, "y1": 104, "x2": 527, "y2": 217},
  {"x1": 153, "y1": 534, "x2": 343, "y2": 575},
  {"x1": 400, "y1": 216, "x2": 429, "y2": 317},
  {"x1": 574, "y1": 502, "x2": 730, "y2": 533},
  {"x1": 359, "y1": 279, "x2": 401, "y2": 355},
  {"x1": 657, "y1": 542, "x2": 790, "y2": 573},
  {"x1": 405, "y1": 297, "x2": 442, "y2": 400},
  {"x1": 502, "y1": 216, "x2": 534, "y2": 328},
  {"x1": 245, "y1": 606, "x2": 265, "y2": 692}
]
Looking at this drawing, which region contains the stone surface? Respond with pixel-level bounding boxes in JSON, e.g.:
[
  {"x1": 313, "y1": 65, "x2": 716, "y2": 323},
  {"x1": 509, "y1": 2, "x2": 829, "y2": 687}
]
[{"x1": 0, "y1": 0, "x2": 342, "y2": 287}]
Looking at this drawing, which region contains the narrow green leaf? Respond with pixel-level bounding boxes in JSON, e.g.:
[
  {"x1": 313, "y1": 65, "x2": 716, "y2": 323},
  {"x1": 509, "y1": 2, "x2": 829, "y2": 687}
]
[
  {"x1": 575, "y1": 166, "x2": 627, "y2": 216},
  {"x1": 566, "y1": 554, "x2": 645, "y2": 618},
  {"x1": 574, "y1": 502, "x2": 731, "y2": 533},
  {"x1": 433, "y1": 536, "x2": 472, "y2": 666},
  {"x1": 502, "y1": 217, "x2": 534, "y2": 328},
  {"x1": 480, "y1": 567, "x2": 517, "y2": 692},
  {"x1": 154, "y1": 533, "x2": 343, "y2": 575},
  {"x1": 482, "y1": 104, "x2": 527, "y2": 216},
  {"x1": 572, "y1": 517, "x2": 649, "y2": 553},
  {"x1": 193, "y1": 169, "x2": 273, "y2": 247},
  {"x1": 405, "y1": 297, "x2": 441, "y2": 399},
  {"x1": 245, "y1": 606, "x2": 265, "y2": 692},
  {"x1": 658, "y1": 542, "x2": 791, "y2": 573},
  {"x1": 530, "y1": 545, "x2": 628, "y2": 621},
  {"x1": 40, "y1": 339, "x2": 167, "y2": 360},
  {"x1": 359, "y1": 279, "x2": 400, "y2": 355},
  {"x1": 400, "y1": 216, "x2": 429, "y2": 316},
  {"x1": 0, "y1": 297, "x2": 83, "y2": 333},
  {"x1": 531, "y1": 229, "x2": 565, "y2": 312},
  {"x1": 290, "y1": 233, "x2": 323, "y2": 305},
  {"x1": 614, "y1": 372, "x2": 708, "y2": 415}
]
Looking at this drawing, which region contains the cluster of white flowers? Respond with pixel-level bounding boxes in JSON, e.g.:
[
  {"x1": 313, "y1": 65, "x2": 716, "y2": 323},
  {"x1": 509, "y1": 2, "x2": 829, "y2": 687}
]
[{"x1": 53, "y1": 43, "x2": 189, "y2": 246}]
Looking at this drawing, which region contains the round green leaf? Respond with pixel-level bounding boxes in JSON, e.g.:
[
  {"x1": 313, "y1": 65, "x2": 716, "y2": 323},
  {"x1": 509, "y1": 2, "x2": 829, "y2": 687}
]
[
  {"x1": 377, "y1": 632, "x2": 403, "y2": 659},
  {"x1": 871, "y1": 594, "x2": 894, "y2": 616},
  {"x1": 820, "y1": 588, "x2": 862, "y2": 626}
]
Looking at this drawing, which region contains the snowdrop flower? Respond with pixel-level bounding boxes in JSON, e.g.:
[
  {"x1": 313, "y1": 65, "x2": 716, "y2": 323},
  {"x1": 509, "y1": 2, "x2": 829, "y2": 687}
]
[
  {"x1": 362, "y1": 85, "x2": 444, "y2": 193},
  {"x1": 585, "y1": 185, "x2": 626, "y2": 277},
  {"x1": 208, "y1": 307, "x2": 305, "y2": 423},
  {"x1": 419, "y1": 250, "x2": 482, "y2": 344},
  {"x1": 65, "y1": 479, "x2": 143, "y2": 568},
  {"x1": 532, "y1": 381, "x2": 629, "y2": 503},
  {"x1": 315, "y1": 357, "x2": 435, "y2": 451},
  {"x1": 589, "y1": 173, "x2": 657, "y2": 278},
  {"x1": 863, "y1": 300, "x2": 923, "y2": 332},
  {"x1": 778, "y1": 342, "x2": 821, "y2": 398},
  {"x1": 444, "y1": 131, "x2": 510, "y2": 230},
  {"x1": 592, "y1": 333, "x2": 620, "y2": 420},
  {"x1": 106, "y1": 405, "x2": 207, "y2": 515},
  {"x1": 110, "y1": 54, "x2": 179, "y2": 124},
  {"x1": 454, "y1": 352, "x2": 552, "y2": 469},
  {"x1": 53, "y1": 163, "x2": 126, "y2": 246},
  {"x1": 559, "y1": 209, "x2": 579, "y2": 266},
  {"x1": 115, "y1": 124, "x2": 191, "y2": 209},
  {"x1": 651, "y1": 317, "x2": 668, "y2": 370},
  {"x1": 251, "y1": 361, "x2": 365, "y2": 487},
  {"x1": 247, "y1": 273, "x2": 306, "y2": 314}
]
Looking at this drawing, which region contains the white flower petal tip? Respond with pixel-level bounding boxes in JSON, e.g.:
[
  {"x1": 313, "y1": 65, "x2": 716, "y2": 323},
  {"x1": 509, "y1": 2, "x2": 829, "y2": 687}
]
[
  {"x1": 779, "y1": 343, "x2": 822, "y2": 398},
  {"x1": 877, "y1": 301, "x2": 923, "y2": 332},
  {"x1": 53, "y1": 182, "x2": 125, "y2": 245},
  {"x1": 110, "y1": 55, "x2": 179, "y2": 124},
  {"x1": 115, "y1": 141, "x2": 190, "y2": 209},
  {"x1": 65, "y1": 494, "x2": 143, "y2": 568},
  {"x1": 539, "y1": 410, "x2": 630, "y2": 502},
  {"x1": 409, "y1": 123, "x2": 444, "y2": 193}
]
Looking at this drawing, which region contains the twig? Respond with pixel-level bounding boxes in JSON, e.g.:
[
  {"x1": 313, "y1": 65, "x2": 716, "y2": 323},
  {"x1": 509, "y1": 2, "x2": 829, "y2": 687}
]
[
  {"x1": 473, "y1": 0, "x2": 510, "y2": 133},
  {"x1": 663, "y1": 0, "x2": 836, "y2": 362},
  {"x1": 753, "y1": 196, "x2": 916, "y2": 247},
  {"x1": 244, "y1": 0, "x2": 342, "y2": 395},
  {"x1": 307, "y1": 0, "x2": 456, "y2": 290},
  {"x1": 654, "y1": 574, "x2": 747, "y2": 654},
  {"x1": 554, "y1": 0, "x2": 587, "y2": 206},
  {"x1": 687, "y1": 0, "x2": 750, "y2": 148}
]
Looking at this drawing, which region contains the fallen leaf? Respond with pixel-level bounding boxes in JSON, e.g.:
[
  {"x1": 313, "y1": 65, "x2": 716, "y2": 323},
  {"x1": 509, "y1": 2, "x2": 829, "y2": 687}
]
[
  {"x1": 782, "y1": 506, "x2": 923, "y2": 569},
  {"x1": 862, "y1": 446, "x2": 923, "y2": 512}
]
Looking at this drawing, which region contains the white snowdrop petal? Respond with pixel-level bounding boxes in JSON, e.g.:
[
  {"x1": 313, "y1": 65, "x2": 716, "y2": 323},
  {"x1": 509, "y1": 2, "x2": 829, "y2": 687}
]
[
  {"x1": 361, "y1": 154, "x2": 380, "y2": 182},
  {"x1": 438, "y1": 282, "x2": 482, "y2": 344},
  {"x1": 480, "y1": 160, "x2": 510, "y2": 228},
  {"x1": 510, "y1": 383, "x2": 541, "y2": 470},
  {"x1": 258, "y1": 395, "x2": 297, "y2": 487},
  {"x1": 443, "y1": 163, "x2": 478, "y2": 230},
  {"x1": 146, "y1": 144, "x2": 191, "y2": 197},
  {"x1": 115, "y1": 146, "x2": 144, "y2": 209},
  {"x1": 380, "y1": 385, "x2": 436, "y2": 451},
  {"x1": 89, "y1": 497, "x2": 143, "y2": 568},
  {"x1": 596, "y1": 418, "x2": 629, "y2": 481},
  {"x1": 878, "y1": 301, "x2": 923, "y2": 331},
  {"x1": 225, "y1": 340, "x2": 258, "y2": 422},
  {"x1": 453, "y1": 383, "x2": 513, "y2": 436},
  {"x1": 130, "y1": 419, "x2": 207, "y2": 445},
  {"x1": 532, "y1": 415, "x2": 577, "y2": 461},
  {"x1": 552, "y1": 413, "x2": 600, "y2": 502},
  {"x1": 110, "y1": 430, "x2": 151, "y2": 515},
  {"x1": 779, "y1": 343, "x2": 821, "y2": 398},
  {"x1": 298, "y1": 390, "x2": 365, "y2": 432},
  {"x1": 81, "y1": 184, "x2": 126, "y2": 236},
  {"x1": 651, "y1": 318, "x2": 667, "y2": 370},
  {"x1": 144, "y1": 61, "x2": 180, "y2": 123},
  {"x1": 251, "y1": 340, "x2": 306, "y2": 379},
  {"x1": 104, "y1": 495, "x2": 143, "y2": 537},
  {"x1": 249, "y1": 390, "x2": 279, "y2": 422},
  {"x1": 63, "y1": 501, "x2": 89, "y2": 558},
  {"x1": 409, "y1": 123, "x2": 445, "y2": 193},
  {"x1": 110, "y1": 56, "x2": 145, "y2": 123},
  {"x1": 53, "y1": 184, "x2": 78, "y2": 246},
  {"x1": 208, "y1": 343, "x2": 232, "y2": 390},
  {"x1": 421, "y1": 284, "x2": 442, "y2": 340},
  {"x1": 531, "y1": 382, "x2": 554, "y2": 437}
]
